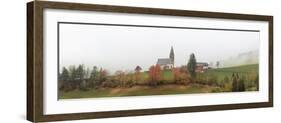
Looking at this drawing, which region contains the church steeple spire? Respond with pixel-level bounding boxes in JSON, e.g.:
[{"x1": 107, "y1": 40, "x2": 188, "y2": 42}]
[{"x1": 169, "y1": 46, "x2": 174, "y2": 64}]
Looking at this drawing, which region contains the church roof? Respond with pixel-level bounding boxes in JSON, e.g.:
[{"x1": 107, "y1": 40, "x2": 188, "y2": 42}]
[{"x1": 157, "y1": 58, "x2": 173, "y2": 65}]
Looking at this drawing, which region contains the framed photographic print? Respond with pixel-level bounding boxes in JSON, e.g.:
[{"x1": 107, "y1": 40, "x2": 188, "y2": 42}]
[{"x1": 27, "y1": 1, "x2": 273, "y2": 122}]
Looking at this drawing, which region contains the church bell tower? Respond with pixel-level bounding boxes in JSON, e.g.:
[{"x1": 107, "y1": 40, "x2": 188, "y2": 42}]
[{"x1": 169, "y1": 46, "x2": 174, "y2": 65}]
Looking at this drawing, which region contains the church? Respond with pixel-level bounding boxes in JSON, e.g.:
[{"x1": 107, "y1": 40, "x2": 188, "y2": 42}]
[{"x1": 156, "y1": 46, "x2": 175, "y2": 70}]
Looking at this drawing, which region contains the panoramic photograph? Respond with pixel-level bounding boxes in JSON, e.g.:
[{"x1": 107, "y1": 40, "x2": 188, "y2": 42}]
[{"x1": 58, "y1": 23, "x2": 259, "y2": 99}]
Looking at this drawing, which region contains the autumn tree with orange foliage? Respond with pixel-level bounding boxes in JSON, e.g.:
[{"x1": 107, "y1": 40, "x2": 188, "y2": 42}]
[
  {"x1": 173, "y1": 66, "x2": 191, "y2": 85},
  {"x1": 148, "y1": 64, "x2": 162, "y2": 86}
]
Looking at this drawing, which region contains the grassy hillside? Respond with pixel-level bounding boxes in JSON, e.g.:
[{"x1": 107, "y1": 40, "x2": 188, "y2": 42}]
[
  {"x1": 210, "y1": 64, "x2": 258, "y2": 73},
  {"x1": 197, "y1": 64, "x2": 258, "y2": 89},
  {"x1": 202, "y1": 64, "x2": 258, "y2": 81},
  {"x1": 140, "y1": 64, "x2": 258, "y2": 84}
]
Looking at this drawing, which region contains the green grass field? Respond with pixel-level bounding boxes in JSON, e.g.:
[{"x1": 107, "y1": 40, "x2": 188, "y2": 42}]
[
  {"x1": 59, "y1": 64, "x2": 258, "y2": 99},
  {"x1": 205, "y1": 64, "x2": 258, "y2": 80},
  {"x1": 197, "y1": 64, "x2": 258, "y2": 86}
]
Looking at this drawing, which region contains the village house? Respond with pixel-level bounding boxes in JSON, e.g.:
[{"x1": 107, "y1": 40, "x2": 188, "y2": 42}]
[
  {"x1": 195, "y1": 62, "x2": 209, "y2": 73},
  {"x1": 157, "y1": 46, "x2": 174, "y2": 70}
]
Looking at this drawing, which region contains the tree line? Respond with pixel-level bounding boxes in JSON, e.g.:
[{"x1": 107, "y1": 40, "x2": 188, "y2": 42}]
[
  {"x1": 59, "y1": 64, "x2": 193, "y2": 92},
  {"x1": 59, "y1": 53, "x2": 258, "y2": 93},
  {"x1": 59, "y1": 65, "x2": 108, "y2": 91}
]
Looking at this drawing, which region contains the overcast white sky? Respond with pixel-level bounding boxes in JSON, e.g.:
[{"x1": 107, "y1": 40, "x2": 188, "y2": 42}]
[{"x1": 59, "y1": 23, "x2": 259, "y2": 73}]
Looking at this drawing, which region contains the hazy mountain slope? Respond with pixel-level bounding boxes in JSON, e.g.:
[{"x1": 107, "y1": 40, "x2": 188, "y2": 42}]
[{"x1": 220, "y1": 50, "x2": 259, "y2": 67}]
